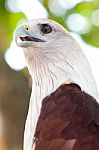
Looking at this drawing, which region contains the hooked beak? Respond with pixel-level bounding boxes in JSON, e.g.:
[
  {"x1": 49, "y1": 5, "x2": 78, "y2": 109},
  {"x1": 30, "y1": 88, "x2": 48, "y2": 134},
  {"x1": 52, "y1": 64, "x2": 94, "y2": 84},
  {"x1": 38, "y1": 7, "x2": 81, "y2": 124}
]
[{"x1": 15, "y1": 26, "x2": 45, "y2": 47}]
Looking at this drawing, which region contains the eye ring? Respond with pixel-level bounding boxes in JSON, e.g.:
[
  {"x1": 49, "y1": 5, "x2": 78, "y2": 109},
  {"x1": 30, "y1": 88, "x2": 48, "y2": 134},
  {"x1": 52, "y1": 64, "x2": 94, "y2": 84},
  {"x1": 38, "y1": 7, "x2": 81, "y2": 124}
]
[{"x1": 40, "y1": 24, "x2": 52, "y2": 34}]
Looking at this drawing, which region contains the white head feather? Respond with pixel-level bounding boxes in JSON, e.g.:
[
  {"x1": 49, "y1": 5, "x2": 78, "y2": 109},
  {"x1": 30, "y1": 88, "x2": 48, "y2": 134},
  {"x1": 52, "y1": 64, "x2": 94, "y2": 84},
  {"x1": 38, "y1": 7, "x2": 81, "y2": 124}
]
[{"x1": 15, "y1": 18, "x2": 99, "y2": 150}]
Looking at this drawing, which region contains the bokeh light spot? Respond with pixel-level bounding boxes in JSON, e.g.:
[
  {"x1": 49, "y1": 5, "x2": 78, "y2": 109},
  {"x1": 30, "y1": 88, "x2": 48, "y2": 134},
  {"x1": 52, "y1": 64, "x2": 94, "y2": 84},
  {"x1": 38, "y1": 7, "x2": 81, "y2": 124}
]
[
  {"x1": 5, "y1": 0, "x2": 20, "y2": 13},
  {"x1": 66, "y1": 13, "x2": 91, "y2": 34},
  {"x1": 59, "y1": 0, "x2": 83, "y2": 10},
  {"x1": 17, "y1": 0, "x2": 48, "y2": 19},
  {"x1": 92, "y1": 9, "x2": 99, "y2": 27},
  {"x1": 4, "y1": 40, "x2": 26, "y2": 71},
  {"x1": 49, "y1": 0, "x2": 66, "y2": 16}
]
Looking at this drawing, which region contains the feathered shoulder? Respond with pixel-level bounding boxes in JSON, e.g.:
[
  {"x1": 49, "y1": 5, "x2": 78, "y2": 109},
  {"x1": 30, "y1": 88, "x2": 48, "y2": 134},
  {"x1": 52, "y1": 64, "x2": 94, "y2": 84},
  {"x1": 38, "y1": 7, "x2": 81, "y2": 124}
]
[{"x1": 34, "y1": 83, "x2": 99, "y2": 150}]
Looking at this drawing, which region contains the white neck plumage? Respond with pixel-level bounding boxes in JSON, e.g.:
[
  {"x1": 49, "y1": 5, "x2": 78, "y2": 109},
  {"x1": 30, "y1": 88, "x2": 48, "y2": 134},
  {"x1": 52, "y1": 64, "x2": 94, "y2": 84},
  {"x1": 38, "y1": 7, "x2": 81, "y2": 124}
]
[{"x1": 23, "y1": 38, "x2": 99, "y2": 150}]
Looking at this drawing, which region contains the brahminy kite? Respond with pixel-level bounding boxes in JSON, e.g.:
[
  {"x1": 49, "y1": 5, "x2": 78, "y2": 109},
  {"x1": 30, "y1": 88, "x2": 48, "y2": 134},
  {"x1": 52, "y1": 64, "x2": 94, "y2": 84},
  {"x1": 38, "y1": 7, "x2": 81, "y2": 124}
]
[{"x1": 15, "y1": 19, "x2": 99, "y2": 150}]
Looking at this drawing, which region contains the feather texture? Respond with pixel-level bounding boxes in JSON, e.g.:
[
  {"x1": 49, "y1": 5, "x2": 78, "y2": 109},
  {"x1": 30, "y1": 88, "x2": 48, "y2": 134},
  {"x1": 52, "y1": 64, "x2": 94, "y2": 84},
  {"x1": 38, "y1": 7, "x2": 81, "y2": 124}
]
[
  {"x1": 34, "y1": 83, "x2": 99, "y2": 150},
  {"x1": 15, "y1": 19, "x2": 99, "y2": 150}
]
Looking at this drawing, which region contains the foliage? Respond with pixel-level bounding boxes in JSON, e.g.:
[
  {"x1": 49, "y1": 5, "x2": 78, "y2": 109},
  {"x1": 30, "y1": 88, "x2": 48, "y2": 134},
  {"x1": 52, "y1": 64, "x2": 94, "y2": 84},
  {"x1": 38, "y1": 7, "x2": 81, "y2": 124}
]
[{"x1": 0, "y1": 0, "x2": 99, "y2": 52}]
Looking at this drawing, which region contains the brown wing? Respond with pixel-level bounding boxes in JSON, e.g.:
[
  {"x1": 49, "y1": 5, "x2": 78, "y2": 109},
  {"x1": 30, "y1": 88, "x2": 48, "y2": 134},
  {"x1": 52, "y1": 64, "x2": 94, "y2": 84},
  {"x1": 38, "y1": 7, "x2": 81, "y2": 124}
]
[{"x1": 34, "y1": 84, "x2": 99, "y2": 150}]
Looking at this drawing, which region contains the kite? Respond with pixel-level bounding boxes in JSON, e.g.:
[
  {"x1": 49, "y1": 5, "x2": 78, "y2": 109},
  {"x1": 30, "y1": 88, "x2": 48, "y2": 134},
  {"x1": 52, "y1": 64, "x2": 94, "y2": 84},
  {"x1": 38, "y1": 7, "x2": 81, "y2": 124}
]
[{"x1": 15, "y1": 19, "x2": 99, "y2": 150}]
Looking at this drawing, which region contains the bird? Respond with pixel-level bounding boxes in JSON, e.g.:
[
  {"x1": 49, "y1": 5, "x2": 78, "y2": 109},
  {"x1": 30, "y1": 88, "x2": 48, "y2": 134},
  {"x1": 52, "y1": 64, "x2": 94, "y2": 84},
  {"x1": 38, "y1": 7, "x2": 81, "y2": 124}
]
[{"x1": 15, "y1": 18, "x2": 99, "y2": 150}]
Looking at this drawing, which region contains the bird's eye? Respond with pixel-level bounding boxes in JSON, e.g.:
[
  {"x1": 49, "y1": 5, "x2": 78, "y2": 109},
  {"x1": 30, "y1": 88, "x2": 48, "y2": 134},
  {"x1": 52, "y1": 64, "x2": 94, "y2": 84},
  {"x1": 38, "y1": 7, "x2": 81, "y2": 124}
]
[{"x1": 40, "y1": 24, "x2": 52, "y2": 34}]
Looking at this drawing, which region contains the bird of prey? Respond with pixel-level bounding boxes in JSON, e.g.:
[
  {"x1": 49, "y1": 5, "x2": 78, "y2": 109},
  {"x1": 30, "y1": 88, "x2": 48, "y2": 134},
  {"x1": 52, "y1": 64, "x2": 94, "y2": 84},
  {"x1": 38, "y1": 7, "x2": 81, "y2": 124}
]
[{"x1": 15, "y1": 18, "x2": 99, "y2": 150}]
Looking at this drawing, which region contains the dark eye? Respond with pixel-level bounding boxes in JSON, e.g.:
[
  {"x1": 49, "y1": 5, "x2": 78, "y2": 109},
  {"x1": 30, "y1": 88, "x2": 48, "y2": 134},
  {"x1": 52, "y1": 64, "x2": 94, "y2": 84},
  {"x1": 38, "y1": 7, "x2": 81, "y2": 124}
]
[{"x1": 41, "y1": 24, "x2": 52, "y2": 34}]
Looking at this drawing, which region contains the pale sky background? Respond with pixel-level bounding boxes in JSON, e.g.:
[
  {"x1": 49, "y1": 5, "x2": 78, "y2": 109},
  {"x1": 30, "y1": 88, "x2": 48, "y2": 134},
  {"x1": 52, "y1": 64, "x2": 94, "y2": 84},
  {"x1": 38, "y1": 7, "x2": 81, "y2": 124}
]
[{"x1": 4, "y1": 0, "x2": 99, "y2": 91}]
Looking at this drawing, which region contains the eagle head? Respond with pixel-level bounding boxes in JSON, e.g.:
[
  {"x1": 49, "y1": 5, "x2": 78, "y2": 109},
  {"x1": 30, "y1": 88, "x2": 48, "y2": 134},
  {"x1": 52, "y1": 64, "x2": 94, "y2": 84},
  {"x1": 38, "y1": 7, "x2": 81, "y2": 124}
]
[
  {"x1": 15, "y1": 19, "x2": 74, "y2": 73},
  {"x1": 15, "y1": 18, "x2": 99, "y2": 106}
]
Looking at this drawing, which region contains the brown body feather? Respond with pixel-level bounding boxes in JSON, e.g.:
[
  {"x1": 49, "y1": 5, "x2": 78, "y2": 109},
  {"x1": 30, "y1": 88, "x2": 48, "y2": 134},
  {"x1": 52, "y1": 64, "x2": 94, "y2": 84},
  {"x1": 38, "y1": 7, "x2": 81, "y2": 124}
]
[{"x1": 34, "y1": 84, "x2": 99, "y2": 150}]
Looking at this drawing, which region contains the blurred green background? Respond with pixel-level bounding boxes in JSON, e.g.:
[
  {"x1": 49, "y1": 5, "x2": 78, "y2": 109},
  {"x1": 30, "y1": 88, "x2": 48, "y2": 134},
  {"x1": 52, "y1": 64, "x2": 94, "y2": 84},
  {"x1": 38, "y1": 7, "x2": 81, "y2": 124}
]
[{"x1": 0, "y1": 0, "x2": 99, "y2": 150}]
